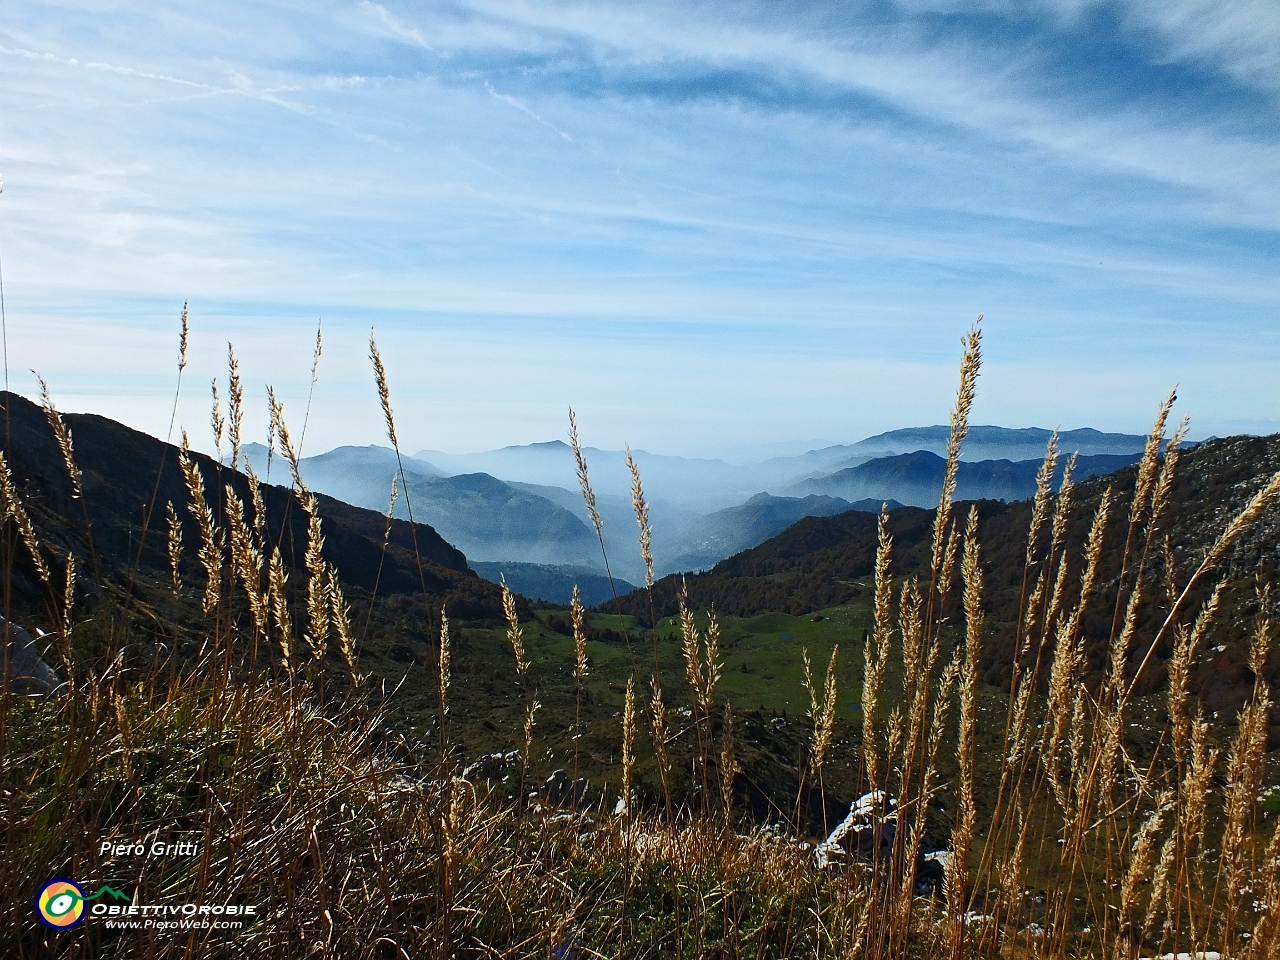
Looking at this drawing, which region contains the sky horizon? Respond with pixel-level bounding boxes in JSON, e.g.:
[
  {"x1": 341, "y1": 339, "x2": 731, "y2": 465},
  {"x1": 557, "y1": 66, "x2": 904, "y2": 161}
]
[{"x1": 2, "y1": 1, "x2": 1277, "y2": 459}]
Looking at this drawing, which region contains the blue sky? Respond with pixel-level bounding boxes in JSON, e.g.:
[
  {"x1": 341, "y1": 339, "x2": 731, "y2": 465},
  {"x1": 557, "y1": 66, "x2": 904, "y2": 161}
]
[{"x1": 1, "y1": 0, "x2": 1277, "y2": 458}]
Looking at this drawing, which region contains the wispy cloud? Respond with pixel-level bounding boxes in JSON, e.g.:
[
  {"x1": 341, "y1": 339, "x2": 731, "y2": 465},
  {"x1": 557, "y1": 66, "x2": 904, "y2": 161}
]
[
  {"x1": 484, "y1": 80, "x2": 575, "y2": 142},
  {"x1": 0, "y1": 0, "x2": 1275, "y2": 454},
  {"x1": 360, "y1": 0, "x2": 435, "y2": 51}
]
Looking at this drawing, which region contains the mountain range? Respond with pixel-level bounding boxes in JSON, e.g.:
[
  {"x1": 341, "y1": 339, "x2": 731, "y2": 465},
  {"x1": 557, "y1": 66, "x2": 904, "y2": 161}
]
[
  {"x1": 793, "y1": 451, "x2": 1143, "y2": 507},
  {"x1": 603, "y1": 433, "x2": 1280, "y2": 719},
  {"x1": 9, "y1": 389, "x2": 1272, "y2": 735},
  {"x1": 233, "y1": 425, "x2": 1155, "y2": 601}
]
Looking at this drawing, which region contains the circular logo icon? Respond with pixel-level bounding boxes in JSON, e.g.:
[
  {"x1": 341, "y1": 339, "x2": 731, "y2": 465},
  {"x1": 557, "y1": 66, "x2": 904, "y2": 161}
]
[{"x1": 36, "y1": 879, "x2": 87, "y2": 929}]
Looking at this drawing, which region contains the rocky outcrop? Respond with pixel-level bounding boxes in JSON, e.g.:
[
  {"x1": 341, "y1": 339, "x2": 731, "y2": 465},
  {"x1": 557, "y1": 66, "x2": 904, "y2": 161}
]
[{"x1": 2, "y1": 616, "x2": 64, "y2": 698}]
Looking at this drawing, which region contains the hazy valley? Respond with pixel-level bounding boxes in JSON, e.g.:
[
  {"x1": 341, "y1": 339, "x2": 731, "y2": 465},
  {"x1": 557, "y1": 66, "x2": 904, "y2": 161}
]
[{"x1": 236, "y1": 425, "x2": 1150, "y2": 603}]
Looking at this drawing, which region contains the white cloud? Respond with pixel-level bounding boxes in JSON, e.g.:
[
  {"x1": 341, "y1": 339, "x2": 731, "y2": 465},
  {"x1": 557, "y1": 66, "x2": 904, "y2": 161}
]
[{"x1": 0, "y1": 0, "x2": 1274, "y2": 453}]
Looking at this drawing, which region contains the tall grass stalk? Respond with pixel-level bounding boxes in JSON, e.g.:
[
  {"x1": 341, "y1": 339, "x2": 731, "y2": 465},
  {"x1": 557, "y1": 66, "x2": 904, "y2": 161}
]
[
  {"x1": 6, "y1": 321, "x2": 1280, "y2": 959},
  {"x1": 568, "y1": 407, "x2": 615, "y2": 599}
]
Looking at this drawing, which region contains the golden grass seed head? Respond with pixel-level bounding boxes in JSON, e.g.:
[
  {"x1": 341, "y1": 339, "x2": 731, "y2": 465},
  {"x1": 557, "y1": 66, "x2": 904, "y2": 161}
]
[
  {"x1": 267, "y1": 389, "x2": 305, "y2": 493},
  {"x1": 719, "y1": 701, "x2": 737, "y2": 817},
  {"x1": 265, "y1": 387, "x2": 277, "y2": 480},
  {"x1": 178, "y1": 435, "x2": 221, "y2": 615},
  {"x1": 648, "y1": 679, "x2": 671, "y2": 782},
  {"x1": 310, "y1": 320, "x2": 323, "y2": 385},
  {"x1": 1019, "y1": 570, "x2": 1047, "y2": 659},
  {"x1": 0, "y1": 449, "x2": 50, "y2": 582},
  {"x1": 1025, "y1": 430, "x2": 1060, "y2": 570},
  {"x1": 873, "y1": 506, "x2": 894, "y2": 643},
  {"x1": 302, "y1": 493, "x2": 329, "y2": 660},
  {"x1": 1250, "y1": 585, "x2": 1272, "y2": 679},
  {"x1": 1120, "y1": 790, "x2": 1173, "y2": 919},
  {"x1": 701, "y1": 606, "x2": 722, "y2": 713},
  {"x1": 679, "y1": 577, "x2": 705, "y2": 703},
  {"x1": 861, "y1": 629, "x2": 884, "y2": 789},
  {"x1": 1110, "y1": 572, "x2": 1147, "y2": 699},
  {"x1": 247, "y1": 465, "x2": 267, "y2": 550},
  {"x1": 1131, "y1": 388, "x2": 1177, "y2": 527},
  {"x1": 165, "y1": 500, "x2": 183, "y2": 593},
  {"x1": 521, "y1": 699, "x2": 542, "y2": 781},
  {"x1": 59, "y1": 552, "x2": 75, "y2": 664},
  {"x1": 621, "y1": 677, "x2": 636, "y2": 816},
  {"x1": 962, "y1": 505, "x2": 984, "y2": 655},
  {"x1": 368, "y1": 329, "x2": 398, "y2": 450},
  {"x1": 268, "y1": 545, "x2": 293, "y2": 669},
  {"x1": 439, "y1": 607, "x2": 451, "y2": 713},
  {"x1": 1204, "y1": 469, "x2": 1280, "y2": 575},
  {"x1": 1163, "y1": 532, "x2": 1178, "y2": 608},
  {"x1": 35, "y1": 372, "x2": 83, "y2": 500},
  {"x1": 931, "y1": 321, "x2": 981, "y2": 580},
  {"x1": 898, "y1": 578, "x2": 924, "y2": 684},
  {"x1": 225, "y1": 484, "x2": 268, "y2": 640},
  {"x1": 568, "y1": 407, "x2": 603, "y2": 540},
  {"x1": 1043, "y1": 551, "x2": 1071, "y2": 649},
  {"x1": 1150, "y1": 414, "x2": 1190, "y2": 526},
  {"x1": 1222, "y1": 687, "x2": 1271, "y2": 936},
  {"x1": 625, "y1": 445, "x2": 654, "y2": 589},
  {"x1": 811, "y1": 646, "x2": 839, "y2": 773},
  {"x1": 1146, "y1": 825, "x2": 1179, "y2": 939},
  {"x1": 570, "y1": 585, "x2": 587, "y2": 682},
  {"x1": 1050, "y1": 450, "x2": 1077, "y2": 555},
  {"x1": 958, "y1": 505, "x2": 982, "y2": 832},
  {"x1": 864, "y1": 512, "x2": 894, "y2": 789},
  {"x1": 1080, "y1": 485, "x2": 1112, "y2": 605},
  {"x1": 922, "y1": 653, "x2": 957, "y2": 792},
  {"x1": 227, "y1": 342, "x2": 244, "y2": 472},
  {"x1": 938, "y1": 517, "x2": 959, "y2": 602},
  {"x1": 802, "y1": 649, "x2": 818, "y2": 720},
  {"x1": 1183, "y1": 714, "x2": 1217, "y2": 848},
  {"x1": 209, "y1": 377, "x2": 225, "y2": 460},
  {"x1": 500, "y1": 576, "x2": 529, "y2": 680},
  {"x1": 178, "y1": 301, "x2": 189, "y2": 373},
  {"x1": 886, "y1": 706, "x2": 903, "y2": 777},
  {"x1": 328, "y1": 565, "x2": 359, "y2": 685}
]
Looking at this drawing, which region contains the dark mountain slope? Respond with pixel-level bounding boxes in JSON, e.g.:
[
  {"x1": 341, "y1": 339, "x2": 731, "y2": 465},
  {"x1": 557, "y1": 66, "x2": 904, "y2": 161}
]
[{"x1": 0, "y1": 391, "x2": 505, "y2": 619}]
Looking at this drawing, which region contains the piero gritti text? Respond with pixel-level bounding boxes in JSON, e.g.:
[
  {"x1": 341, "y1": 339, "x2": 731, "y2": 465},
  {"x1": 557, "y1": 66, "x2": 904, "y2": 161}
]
[{"x1": 100, "y1": 839, "x2": 201, "y2": 857}]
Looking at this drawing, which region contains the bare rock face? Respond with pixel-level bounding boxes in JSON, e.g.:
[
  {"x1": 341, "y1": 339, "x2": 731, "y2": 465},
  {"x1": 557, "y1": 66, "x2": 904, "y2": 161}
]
[
  {"x1": 2, "y1": 616, "x2": 64, "y2": 698},
  {"x1": 814, "y1": 791, "x2": 947, "y2": 899}
]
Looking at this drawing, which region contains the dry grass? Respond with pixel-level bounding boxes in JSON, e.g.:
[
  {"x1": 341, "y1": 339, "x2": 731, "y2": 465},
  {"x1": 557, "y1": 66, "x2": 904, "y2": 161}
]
[{"x1": 6, "y1": 316, "x2": 1280, "y2": 959}]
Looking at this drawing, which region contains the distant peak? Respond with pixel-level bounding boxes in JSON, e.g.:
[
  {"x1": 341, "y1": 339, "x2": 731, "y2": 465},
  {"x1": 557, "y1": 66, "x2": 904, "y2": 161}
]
[{"x1": 517, "y1": 440, "x2": 570, "y2": 450}]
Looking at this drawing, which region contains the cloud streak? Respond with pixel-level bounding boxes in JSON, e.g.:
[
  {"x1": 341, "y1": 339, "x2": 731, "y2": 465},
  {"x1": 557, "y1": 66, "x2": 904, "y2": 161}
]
[{"x1": 0, "y1": 0, "x2": 1274, "y2": 454}]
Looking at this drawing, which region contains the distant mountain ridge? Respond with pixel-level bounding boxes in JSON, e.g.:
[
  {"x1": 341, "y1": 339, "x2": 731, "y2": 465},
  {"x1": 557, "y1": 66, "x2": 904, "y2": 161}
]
[
  {"x1": 415, "y1": 440, "x2": 764, "y2": 511},
  {"x1": 841, "y1": 425, "x2": 1150, "y2": 462},
  {"x1": 794, "y1": 451, "x2": 1143, "y2": 507},
  {"x1": 667, "y1": 493, "x2": 904, "y2": 572},
  {"x1": 231, "y1": 424, "x2": 1154, "y2": 588}
]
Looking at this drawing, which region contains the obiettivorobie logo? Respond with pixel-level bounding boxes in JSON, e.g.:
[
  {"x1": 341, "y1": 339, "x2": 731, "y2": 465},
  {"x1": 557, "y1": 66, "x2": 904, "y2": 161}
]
[
  {"x1": 36, "y1": 879, "x2": 130, "y2": 929},
  {"x1": 35, "y1": 878, "x2": 258, "y2": 933}
]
